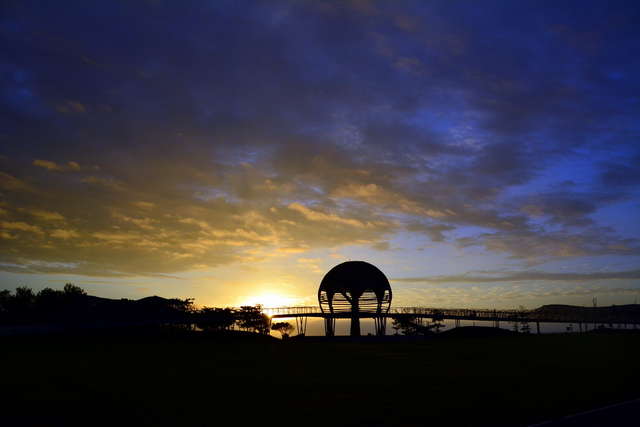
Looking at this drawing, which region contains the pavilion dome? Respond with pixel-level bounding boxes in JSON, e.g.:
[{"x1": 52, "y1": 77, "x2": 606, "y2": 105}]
[{"x1": 318, "y1": 261, "x2": 392, "y2": 314}]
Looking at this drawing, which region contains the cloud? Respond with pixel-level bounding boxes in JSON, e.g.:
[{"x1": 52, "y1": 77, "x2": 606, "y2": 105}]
[
  {"x1": 33, "y1": 159, "x2": 81, "y2": 172},
  {"x1": 80, "y1": 176, "x2": 125, "y2": 191},
  {"x1": 406, "y1": 222, "x2": 455, "y2": 242},
  {"x1": 297, "y1": 257, "x2": 323, "y2": 273},
  {"x1": 0, "y1": 170, "x2": 399, "y2": 275},
  {"x1": 1, "y1": 221, "x2": 43, "y2": 235},
  {"x1": 24, "y1": 209, "x2": 65, "y2": 222},
  {"x1": 371, "y1": 241, "x2": 391, "y2": 251},
  {"x1": 392, "y1": 281, "x2": 640, "y2": 308},
  {"x1": 133, "y1": 201, "x2": 155, "y2": 209},
  {"x1": 55, "y1": 100, "x2": 87, "y2": 114},
  {"x1": 600, "y1": 154, "x2": 640, "y2": 188},
  {"x1": 50, "y1": 229, "x2": 80, "y2": 239},
  {"x1": 393, "y1": 269, "x2": 640, "y2": 284},
  {"x1": 393, "y1": 15, "x2": 419, "y2": 33},
  {"x1": 288, "y1": 202, "x2": 369, "y2": 228},
  {"x1": 0, "y1": 172, "x2": 35, "y2": 192},
  {"x1": 0, "y1": 1, "x2": 639, "y2": 281},
  {"x1": 457, "y1": 228, "x2": 640, "y2": 262}
]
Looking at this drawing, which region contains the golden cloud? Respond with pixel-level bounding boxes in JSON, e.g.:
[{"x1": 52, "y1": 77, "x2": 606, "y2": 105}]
[
  {"x1": 50, "y1": 229, "x2": 80, "y2": 239},
  {"x1": 1, "y1": 220, "x2": 44, "y2": 235},
  {"x1": 287, "y1": 202, "x2": 368, "y2": 228}
]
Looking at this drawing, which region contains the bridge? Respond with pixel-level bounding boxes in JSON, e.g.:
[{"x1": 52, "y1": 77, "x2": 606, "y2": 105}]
[{"x1": 263, "y1": 305, "x2": 640, "y2": 336}]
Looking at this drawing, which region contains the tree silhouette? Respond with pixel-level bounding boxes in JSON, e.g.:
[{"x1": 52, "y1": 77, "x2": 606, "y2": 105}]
[
  {"x1": 511, "y1": 305, "x2": 530, "y2": 333},
  {"x1": 431, "y1": 320, "x2": 445, "y2": 333},
  {"x1": 196, "y1": 307, "x2": 235, "y2": 331},
  {"x1": 392, "y1": 315, "x2": 419, "y2": 335},
  {"x1": 36, "y1": 287, "x2": 65, "y2": 319},
  {"x1": 13, "y1": 286, "x2": 35, "y2": 320},
  {"x1": 0, "y1": 289, "x2": 11, "y2": 312},
  {"x1": 14, "y1": 286, "x2": 35, "y2": 305},
  {"x1": 392, "y1": 319, "x2": 401, "y2": 335},
  {"x1": 391, "y1": 315, "x2": 442, "y2": 336},
  {"x1": 0, "y1": 289, "x2": 10, "y2": 324},
  {"x1": 271, "y1": 321, "x2": 294, "y2": 339},
  {"x1": 167, "y1": 297, "x2": 194, "y2": 313},
  {"x1": 237, "y1": 305, "x2": 270, "y2": 334},
  {"x1": 63, "y1": 283, "x2": 87, "y2": 296}
]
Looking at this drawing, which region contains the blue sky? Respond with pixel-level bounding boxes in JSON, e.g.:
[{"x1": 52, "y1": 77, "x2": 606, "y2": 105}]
[{"x1": 1, "y1": 0, "x2": 639, "y2": 308}]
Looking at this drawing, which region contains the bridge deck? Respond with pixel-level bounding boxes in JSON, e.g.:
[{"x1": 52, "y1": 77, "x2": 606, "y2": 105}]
[{"x1": 263, "y1": 306, "x2": 640, "y2": 325}]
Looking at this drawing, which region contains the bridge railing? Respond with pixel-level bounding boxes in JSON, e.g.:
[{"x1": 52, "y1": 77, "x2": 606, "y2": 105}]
[
  {"x1": 262, "y1": 306, "x2": 319, "y2": 315},
  {"x1": 262, "y1": 306, "x2": 528, "y2": 319}
]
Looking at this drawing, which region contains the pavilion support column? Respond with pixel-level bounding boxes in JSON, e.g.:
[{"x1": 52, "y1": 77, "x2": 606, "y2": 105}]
[
  {"x1": 350, "y1": 298, "x2": 361, "y2": 337},
  {"x1": 350, "y1": 316, "x2": 361, "y2": 336},
  {"x1": 374, "y1": 316, "x2": 387, "y2": 336}
]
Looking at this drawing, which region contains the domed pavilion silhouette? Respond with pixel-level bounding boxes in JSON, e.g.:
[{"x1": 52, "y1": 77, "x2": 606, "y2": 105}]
[{"x1": 318, "y1": 261, "x2": 392, "y2": 336}]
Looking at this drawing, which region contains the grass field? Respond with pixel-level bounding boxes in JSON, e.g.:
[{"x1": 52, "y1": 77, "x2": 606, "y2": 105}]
[{"x1": 1, "y1": 330, "x2": 638, "y2": 426}]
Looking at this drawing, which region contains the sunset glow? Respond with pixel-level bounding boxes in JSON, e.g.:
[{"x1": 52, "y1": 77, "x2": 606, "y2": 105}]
[{"x1": 238, "y1": 292, "x2": 304, "y2": 309}]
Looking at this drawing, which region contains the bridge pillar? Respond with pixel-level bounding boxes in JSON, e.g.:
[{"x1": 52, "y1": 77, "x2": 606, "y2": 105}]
[
  {"x1": 455, "y1": 318, "x2": 460, "y2": 328},
  {"x1": 374, "y1": 316, "x2": 387, "y2": 336},
  {"x1": 536, "y1": 321, "x2": 540, "y2": 335},
  {"x1": 579, "y1": 322, "x2": 583, "y2": 333},
  {"x1": 324, "y1": 317, "x2": 335, "y2": 337},
  {"x1": 295, "y1": 316, "x2": 308, "y2": 336}
]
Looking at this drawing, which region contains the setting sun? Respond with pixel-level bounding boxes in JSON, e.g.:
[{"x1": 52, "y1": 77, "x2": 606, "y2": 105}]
[{"x1": 239, "y1": 293, "x2": 302, "y2": 308}]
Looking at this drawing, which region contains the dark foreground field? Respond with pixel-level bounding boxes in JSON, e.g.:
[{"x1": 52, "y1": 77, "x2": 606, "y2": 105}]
[{"x1": 1, "y1": 329, "x2": 638, "y2": 426}]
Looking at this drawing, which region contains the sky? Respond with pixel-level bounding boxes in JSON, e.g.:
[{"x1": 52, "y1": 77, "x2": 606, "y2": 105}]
[{"x1": 1, "y1": 0, "x2": 640, "y2": 309}]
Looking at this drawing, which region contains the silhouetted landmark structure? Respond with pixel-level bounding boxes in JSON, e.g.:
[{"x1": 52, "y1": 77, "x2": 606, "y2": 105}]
[
  {"x1": 318, "y1": 261, "x2": 392, "y2": 336},
  {"x1": 265, "y1": 261, "x2": 640, "y2": 336}
]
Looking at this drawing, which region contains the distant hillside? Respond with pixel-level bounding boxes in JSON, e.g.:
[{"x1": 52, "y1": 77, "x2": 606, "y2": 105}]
[
  {"x1": 1, "y1": 291, "x2": 194, "y2": 328},
  {"x1": 533, "y1": 304, "x2": 640, "y2": 323}
]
